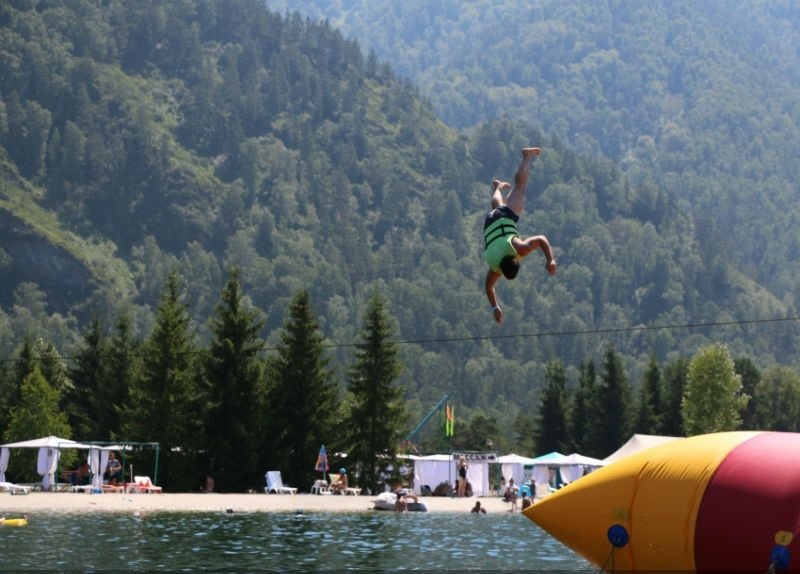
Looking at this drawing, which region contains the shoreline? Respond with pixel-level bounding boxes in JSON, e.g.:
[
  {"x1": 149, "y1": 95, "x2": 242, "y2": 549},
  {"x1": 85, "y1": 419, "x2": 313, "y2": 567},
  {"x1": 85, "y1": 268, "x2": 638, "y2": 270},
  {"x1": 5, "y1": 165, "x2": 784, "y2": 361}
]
[{"x1": 1, "y1": 492, "x2": 522, "y2": 515}]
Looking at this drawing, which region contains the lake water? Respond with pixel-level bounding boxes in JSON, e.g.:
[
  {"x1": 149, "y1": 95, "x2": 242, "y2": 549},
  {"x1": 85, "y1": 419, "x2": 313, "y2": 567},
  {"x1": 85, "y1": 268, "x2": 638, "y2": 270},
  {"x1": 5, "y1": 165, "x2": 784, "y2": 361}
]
[{"x1": 0, "y1": 510, "x2": 590, "y2": 571}]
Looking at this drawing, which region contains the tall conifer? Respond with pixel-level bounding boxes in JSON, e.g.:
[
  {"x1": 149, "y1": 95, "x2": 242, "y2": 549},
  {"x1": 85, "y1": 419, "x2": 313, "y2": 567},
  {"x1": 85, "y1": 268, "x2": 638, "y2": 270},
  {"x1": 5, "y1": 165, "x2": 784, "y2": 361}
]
[
  {"x1": 345, "y1": 289, "x2": 406, "y2": 493},
  {"x1": 535, "y1": 360, "x2": 568, "y2": 454},
  {"x1": 634, "y1": 355, "x2": 662, "y2": 435},
  {"x1": 122, "y1": 271, "x2": 203, "y2": 490},
  {"x1": 594, "y1": 345, "x2": 632, "y2": 456},
  {"x1": 204, "y1": 269, "x2": 264, "y2": 491},
  {"x1": 265, "y1": 290, "x2": 337, "y2": 488}
]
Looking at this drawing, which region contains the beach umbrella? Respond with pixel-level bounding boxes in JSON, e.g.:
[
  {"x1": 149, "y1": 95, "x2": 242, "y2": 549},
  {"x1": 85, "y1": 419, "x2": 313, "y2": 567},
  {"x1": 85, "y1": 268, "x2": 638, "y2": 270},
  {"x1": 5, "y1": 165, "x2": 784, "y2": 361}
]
[{"x1": 315, "y1": 444, "x2": 329, "y2": 483}]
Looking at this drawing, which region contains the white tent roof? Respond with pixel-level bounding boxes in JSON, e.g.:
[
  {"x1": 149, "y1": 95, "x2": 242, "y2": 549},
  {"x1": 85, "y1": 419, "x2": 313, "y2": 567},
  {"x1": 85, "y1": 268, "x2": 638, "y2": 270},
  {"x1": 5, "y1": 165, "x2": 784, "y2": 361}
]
[
  {"x1": 602, "y1": 434, "x2": 683, "y2": 465},
  {"x1": 1, "y1": 435, "x2": 87, "y2": 449},
  {"x1": 530, "y1": 451, "x2": 569, "y2": 465},
  {"x1": 563, "y1": 453, "x2": 605, "y2": 467},
  {"x1": 497, "y1": 453, "x2": 537, "y2": 465},
  {"x1": 409, "y1": 453, "x2": 451, "y2": 461},
  {"x1": 0, "y1": 435, "x2": 116, "y2": 450}
]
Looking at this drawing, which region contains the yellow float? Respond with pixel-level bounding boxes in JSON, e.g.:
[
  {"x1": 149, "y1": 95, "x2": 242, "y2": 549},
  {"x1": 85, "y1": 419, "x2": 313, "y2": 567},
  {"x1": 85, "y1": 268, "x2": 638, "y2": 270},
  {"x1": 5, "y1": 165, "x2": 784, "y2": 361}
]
[{"x1": 524, "y1": 431, "x2": 800, "y2": 572}]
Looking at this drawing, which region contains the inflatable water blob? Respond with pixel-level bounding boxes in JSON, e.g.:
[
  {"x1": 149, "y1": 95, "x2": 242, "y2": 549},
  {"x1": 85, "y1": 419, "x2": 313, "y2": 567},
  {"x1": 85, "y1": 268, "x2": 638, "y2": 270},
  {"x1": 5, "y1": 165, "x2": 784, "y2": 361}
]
[
  {"x1": 0, "y1": 517, "x2": 28, "y2": 527},
  {"x1": 524, "y1": 431, "x2": 800, "y2": 572}
]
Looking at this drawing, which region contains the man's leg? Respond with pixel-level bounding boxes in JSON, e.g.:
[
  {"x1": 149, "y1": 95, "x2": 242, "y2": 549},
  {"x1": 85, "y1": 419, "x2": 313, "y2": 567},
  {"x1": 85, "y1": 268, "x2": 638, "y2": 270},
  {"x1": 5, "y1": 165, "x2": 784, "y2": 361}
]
[
  {"x1": 504, "y1": 147, "x2": 541, "y2": 216},
  {"x1": 490, "y1": 179, "x2": 511, "y2": 209}
]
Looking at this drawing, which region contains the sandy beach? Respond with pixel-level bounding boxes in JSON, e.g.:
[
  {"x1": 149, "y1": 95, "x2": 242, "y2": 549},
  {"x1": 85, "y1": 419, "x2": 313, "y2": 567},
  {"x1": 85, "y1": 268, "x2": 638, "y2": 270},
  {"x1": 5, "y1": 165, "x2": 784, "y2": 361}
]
[{"x1": 0, "y1": 491, "x2": 520, "y2": 515}]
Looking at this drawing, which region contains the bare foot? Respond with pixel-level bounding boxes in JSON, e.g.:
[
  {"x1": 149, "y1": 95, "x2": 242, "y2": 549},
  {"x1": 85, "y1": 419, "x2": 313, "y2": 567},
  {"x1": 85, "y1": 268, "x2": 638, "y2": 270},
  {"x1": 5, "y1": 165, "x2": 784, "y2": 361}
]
[
  {"x1": 522, "y1": 147, "x2": 542, "y2": 158},
  {"x1": 492, "y1": 179, "x2": 511, "y2": 191}
]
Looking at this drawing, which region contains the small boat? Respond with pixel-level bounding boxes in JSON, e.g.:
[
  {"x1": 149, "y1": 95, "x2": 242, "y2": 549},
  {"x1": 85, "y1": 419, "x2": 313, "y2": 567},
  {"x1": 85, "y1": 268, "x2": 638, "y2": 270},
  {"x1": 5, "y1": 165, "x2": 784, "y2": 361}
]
[
  {"x1": 1, "y1": 517, "x2": 28, "y2": 527},
  {"x1": 372, "y1": 491, "x2": 429, "y2": 512}
]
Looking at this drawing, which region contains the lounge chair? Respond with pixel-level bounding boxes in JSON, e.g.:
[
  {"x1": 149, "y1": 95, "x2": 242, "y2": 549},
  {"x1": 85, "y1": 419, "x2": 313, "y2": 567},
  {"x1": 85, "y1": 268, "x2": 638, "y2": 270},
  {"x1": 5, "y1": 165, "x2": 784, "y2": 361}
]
[
  {"x1": 264, "y1": 471, "x2": 297, "y2": 495},
  {"x1": 129, "y1": 475, "x2": 162, "y2": 494},
  {"x1": 101, "y1": 483, "x2": 124, "y2": 493},
  {"x1": 0, "y1": 481, "x2": 32, "y2": 495},
  {"x1": 71, "y1": 484, "x2": 95, "y2": 493},
  {"x1": 329, "y1": 473, "x2": 361, "y2": 496},
  {"x1": 310, "y1": 479, "x2": 331, "y2": 495}
]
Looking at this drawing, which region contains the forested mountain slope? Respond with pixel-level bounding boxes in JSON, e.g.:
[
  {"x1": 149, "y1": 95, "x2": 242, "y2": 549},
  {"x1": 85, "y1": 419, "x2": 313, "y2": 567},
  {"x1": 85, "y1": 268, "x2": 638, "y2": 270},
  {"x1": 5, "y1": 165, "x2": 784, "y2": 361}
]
[
  {"x1": 0, "y1": 0, "x2": 797, "y2": 433},
  {"x1": 273, "y1": 0, "x2": 800, "y2": 313}
]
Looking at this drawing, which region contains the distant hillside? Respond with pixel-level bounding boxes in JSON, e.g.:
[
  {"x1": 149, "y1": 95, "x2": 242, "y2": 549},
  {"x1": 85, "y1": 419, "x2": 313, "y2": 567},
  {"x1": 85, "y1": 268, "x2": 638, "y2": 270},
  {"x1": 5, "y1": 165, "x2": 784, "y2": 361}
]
[
  {"x1": 0, "y1": 0, "x2": 798, "y2": 432},
  {"x1": 272, "y1": 0, "x2": 800, "y2": 313}
]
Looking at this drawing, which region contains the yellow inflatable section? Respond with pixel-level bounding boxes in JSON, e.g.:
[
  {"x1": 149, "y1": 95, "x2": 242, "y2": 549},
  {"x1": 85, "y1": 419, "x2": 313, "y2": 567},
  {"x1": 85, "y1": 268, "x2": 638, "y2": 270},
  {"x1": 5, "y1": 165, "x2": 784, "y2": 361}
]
[
  {"x1": 524, "y1": 431, "x2": 760, "y2": 571},
  {"x1": 1, "y1": 517, "x2": 29, "y2": 527}
]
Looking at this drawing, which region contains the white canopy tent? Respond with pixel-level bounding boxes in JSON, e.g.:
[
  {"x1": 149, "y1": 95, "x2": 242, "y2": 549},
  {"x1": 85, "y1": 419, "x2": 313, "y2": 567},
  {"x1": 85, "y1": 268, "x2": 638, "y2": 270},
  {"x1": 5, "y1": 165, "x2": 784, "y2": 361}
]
[
  {"x1": 0, "y1": 435, "x2": 120, "y2": 490},
  {"x1": 411, "y1": 453, "x2": 493, "y2": 497},
  {"x1": 496, "y1": 453, "x2": 537, "y2": 488},
  {"x1": 411, "y1": 454, "x2": 451, "y2": 495},
  {"x1": 602, "y1": 434, "x2": 682, "y2": 465},
  {"x1": 525, "y1": 451, "x2": 606, "y2": 492},
  {"x1": 557, "y1": 453, "x2": 606, "y2": 484}
]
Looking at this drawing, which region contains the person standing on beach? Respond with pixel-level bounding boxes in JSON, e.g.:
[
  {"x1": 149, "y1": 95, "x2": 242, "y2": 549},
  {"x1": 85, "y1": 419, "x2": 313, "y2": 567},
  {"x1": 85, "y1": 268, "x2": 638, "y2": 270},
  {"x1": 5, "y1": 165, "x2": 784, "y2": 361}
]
[
  {"x1": 456, "y1": 456, "x2": 468, "y2": 497},
  {"x1": 483, "y1": 147, "x2": 557, "y2": 324}
]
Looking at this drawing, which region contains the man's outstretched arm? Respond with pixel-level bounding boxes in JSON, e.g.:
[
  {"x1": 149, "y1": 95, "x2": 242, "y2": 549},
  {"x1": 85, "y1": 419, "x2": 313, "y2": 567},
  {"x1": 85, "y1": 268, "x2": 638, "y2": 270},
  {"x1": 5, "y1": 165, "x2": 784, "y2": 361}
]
[
  {"x1": 485, "y1": 269, "x2": 504, "y2": 324},
  {"x1": 514, "y1": 235, "x2": 557, "y2": 275}
]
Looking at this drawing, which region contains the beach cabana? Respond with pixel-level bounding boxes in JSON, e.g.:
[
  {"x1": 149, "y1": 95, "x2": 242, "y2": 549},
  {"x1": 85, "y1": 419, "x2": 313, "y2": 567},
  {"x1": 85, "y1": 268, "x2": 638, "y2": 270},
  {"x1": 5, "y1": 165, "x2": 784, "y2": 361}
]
[
  {"x1": 0, "y1": 435, "x2": 96, "y2": 490},
  {"x1": 496, "y1": 453, "x2": 537, "y2": 488},
  {"x1": 411, "y1": 453, "x2": 492, "y2": 497},
  {"x1": 411, "y1": 454, "x2": 452, "y2": 495},
  {"x1": 0, "y1": 436, "x2": 156, "y2": 491},
  {"x1": 556, "y1": 453, "x2": 606, "y2": 484}
]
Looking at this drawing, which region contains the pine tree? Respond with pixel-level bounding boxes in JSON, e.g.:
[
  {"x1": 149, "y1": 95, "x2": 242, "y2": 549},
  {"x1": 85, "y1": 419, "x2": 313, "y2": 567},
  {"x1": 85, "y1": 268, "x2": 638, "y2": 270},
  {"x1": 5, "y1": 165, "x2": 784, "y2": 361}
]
[
  {"x1": 344, "y1": 289, "x2": 406, "y2": 493},
  {"x1": 661, "y1": 358, "x2": 689, "y2": 436},
  {"x1": 0, "y1": 362, "x2": 13, "y2": 435},
  {"x1": 265, "y1": 290, "x2": 338, "y2": 489},
  {"x1": 569, "y1": 359, "x2": 596, "y2": 454},
  {"x1": 122, "y1": 271, "x2": 203, "y2": 490},
  {"x1": 635, "y1": 355, "x2": 662, "y2": 434},
  {"x1": 204, "y1": 269, "x2": 265, "y2": 491},
  {"x1": 535, "y1": 360, "x2": 568, "y2": 454},
  {"x1": 102, "y1": 312, "x2": 138, "y2": 440},
  {"x1": 65, "y1": 317, "x2": 106, "y2": 439},
  {"x1": 594, "y1": 345, "x2": 632, "y2": 456}
]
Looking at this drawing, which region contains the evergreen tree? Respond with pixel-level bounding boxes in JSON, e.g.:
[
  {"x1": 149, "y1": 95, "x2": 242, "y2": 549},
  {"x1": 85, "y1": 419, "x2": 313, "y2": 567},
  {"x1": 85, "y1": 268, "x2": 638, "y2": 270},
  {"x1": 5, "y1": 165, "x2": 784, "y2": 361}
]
[
  {"x1": 535, "y1": 360, "x2": 568, "y2": 454},
  {"x1": 13, "y1": 338, "x2": 35, "y2": 396},
  {"x1": 634, "y1": 355, "x2": 662, "y2": 434},
  {"x1": 32, "y1": 339, "x2": 70, "y2": 395},
  {"x1": 4, "y1": 366, "x2": 72, "y2": 481},
  {"x1": 122, "y1": 272, "x2": 203, "y2": 490},
  {"x1": 265, "y1": 290, "x2": 338, "y2": 489},
  {"x1": 661, "y1": 358, "x2": 689, "y2": 436},
  {"x1": 344, "y1": 289, "x2": 406, "y2": 493},
  {"x1": 204, "y1": 269, "x2": 265, "y2": 491},
  {"x1": 594, "y1": 345, "x2": 632, "y2": 456},
  {"x1": 682, "y1": 344, "x2": 746, "y2": 435},
  {"x1": 569, "y1": 359, "x2": 596, "y2": 454},
  {"x1": 0, "y1": 362, "x2": 13, "y2": 436},
  {"x1": 101, "y1": 312, "x2": 138, "y2": 441},
  {"x1": 65, "y1": 317, "x2": 106, "y2": 438}
]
